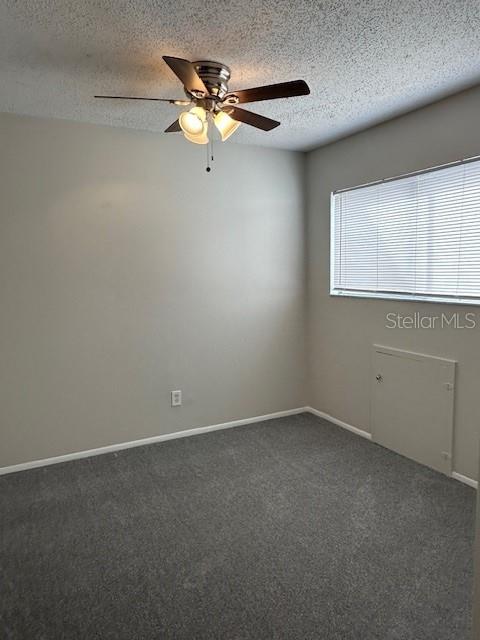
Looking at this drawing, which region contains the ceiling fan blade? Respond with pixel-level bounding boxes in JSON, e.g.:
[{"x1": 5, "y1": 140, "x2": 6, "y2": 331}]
[
  {"x1": 94, "y1": 95, "x2": 190, "y2": 105},
  {"x1": 224, "y1": 80, "x2": 310, "y2": 104},
  {"x1": 164, "y1": 120, "x2": 182, "y2": 133},
  {"x1": 162, "y1": 56, "x2": 209, "y2": 96},
  {"x1": 223, "y1": 106, "x2": 280, "y2": 131}
]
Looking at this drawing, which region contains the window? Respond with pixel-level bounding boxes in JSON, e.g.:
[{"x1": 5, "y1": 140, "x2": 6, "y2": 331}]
[{"x1": 331, "y1": 157, "x2": 480, "y2": 305}]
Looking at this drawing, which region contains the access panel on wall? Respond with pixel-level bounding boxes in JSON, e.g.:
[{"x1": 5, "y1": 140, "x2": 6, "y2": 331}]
[{"x1": 371, "y1": 345, "x2": 455, "y2": 475}]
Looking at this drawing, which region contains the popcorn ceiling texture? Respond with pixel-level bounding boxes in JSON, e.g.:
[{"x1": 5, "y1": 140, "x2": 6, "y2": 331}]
[{"x1": 1, "y1": 0, "x2": 480, "y2": 150}]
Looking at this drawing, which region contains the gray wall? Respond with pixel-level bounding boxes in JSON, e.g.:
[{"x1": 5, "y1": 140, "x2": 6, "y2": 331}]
[
  {"x1": 306, "y1": 86, "x2": 480, "y2": 481},
  {"x1": 0, "y1": 113, "x2": 307, "y2": 467},
  {"x1": 2, "y1": 86, "x2": 480, "y2": 477},
  {"x1": 474, "y1": 457, "x2": 480, "y2": 639}
]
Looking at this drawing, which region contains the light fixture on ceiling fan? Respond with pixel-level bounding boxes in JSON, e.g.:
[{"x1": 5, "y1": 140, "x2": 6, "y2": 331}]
[
  {"x1": 177, "y1": 106, "x2": 240, "y2": 144},
  {"x1": 95, "y1": 56, "x2": 310, "y2": 168}
]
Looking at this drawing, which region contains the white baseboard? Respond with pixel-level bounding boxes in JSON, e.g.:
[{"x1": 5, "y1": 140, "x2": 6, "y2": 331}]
[
  {"x1": 0, "y1": 406, "x2": 308, "y2": 477},
  {"x1": 306, "y1": 406, "x2": 372, "y2": 440},
  {"x1": 2, "y1": 406, "x2": 477, "y2": 490},
  {"x1": 451, "y1": 472, "x2": 478, "y2": 489},
  {"x1": 307, "y1": 406, "x2": 478, "y2": 490}
]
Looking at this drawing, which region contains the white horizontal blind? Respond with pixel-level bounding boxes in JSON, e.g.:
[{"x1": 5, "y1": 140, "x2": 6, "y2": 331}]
[{"x1": 331, "y1": 158, "x2": 480, "y2": 304}]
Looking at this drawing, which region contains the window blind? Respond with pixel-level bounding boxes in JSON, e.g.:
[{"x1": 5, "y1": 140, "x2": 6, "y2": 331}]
[{"x1": 330, "y1": 157, "x2": 480, "y2": 304}]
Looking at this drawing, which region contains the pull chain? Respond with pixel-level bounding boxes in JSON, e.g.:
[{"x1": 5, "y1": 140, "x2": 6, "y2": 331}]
[
  {"x1": 205, "y1": 113, "x2": 214, "y2": 173},
  {"x1": 206, "y1": 138, "x2": 214, "y2": 173},
  {"x1": 206, "y1": 141, "x2": 211, "y2": 172}
]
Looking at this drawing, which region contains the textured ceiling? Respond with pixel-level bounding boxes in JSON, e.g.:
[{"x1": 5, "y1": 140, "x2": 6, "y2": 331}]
[{"x1": 1, "y1": 0, "x2": 480, "y2": 150}]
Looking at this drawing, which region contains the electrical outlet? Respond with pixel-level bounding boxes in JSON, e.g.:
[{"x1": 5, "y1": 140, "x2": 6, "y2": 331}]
[{"x1": 171, "y1": 390, "x2": 182, "y2": 407}]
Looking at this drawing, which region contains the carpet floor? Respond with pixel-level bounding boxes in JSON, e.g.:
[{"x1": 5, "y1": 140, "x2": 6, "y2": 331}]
[{"x1": 0, "y1": 413, "x2": 475, "y2": 639}]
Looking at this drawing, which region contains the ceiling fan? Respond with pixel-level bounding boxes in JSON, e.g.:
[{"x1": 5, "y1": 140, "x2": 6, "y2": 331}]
[{"x1": 95, "y1": 56, "x2": 310, "y2": 146}]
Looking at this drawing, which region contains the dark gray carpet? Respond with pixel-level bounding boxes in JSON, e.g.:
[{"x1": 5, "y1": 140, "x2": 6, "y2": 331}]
[{"x1": 0, "y1": 413, "x2": 475, "y2": 639}]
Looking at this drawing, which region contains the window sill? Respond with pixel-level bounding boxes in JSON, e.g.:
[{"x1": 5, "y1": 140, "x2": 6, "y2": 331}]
[{"x1": 330, "y1": 290, "x2": 480, "y2": 307}]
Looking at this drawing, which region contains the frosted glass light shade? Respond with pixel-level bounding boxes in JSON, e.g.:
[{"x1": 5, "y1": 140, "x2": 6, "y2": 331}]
[
  {"x1": 183, "y1": 127, "x2": 209, "y2": 145},
  {"x1": 179, "y1": 107, "x2": 207, "y2": 136},
  {"x1": 214, "y1": 111, "x2": 241, "y2": 141}
]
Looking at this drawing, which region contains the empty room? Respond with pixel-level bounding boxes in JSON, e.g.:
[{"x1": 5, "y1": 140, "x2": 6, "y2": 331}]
[{"x1": 1, "y1": 1, "x2": 480, "y2": 638}]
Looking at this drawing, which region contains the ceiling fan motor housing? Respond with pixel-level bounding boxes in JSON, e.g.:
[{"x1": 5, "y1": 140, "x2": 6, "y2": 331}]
[{"x1": 191, "y1": 61, "x2": 231, "y2": 100}]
